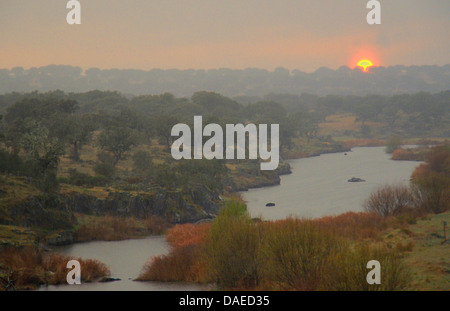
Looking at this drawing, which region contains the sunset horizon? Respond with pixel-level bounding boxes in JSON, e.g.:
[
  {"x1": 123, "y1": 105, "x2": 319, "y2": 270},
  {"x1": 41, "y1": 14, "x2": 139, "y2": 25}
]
[{"x1": 1, "y1": 1, "x2": 449, "y2": 72}]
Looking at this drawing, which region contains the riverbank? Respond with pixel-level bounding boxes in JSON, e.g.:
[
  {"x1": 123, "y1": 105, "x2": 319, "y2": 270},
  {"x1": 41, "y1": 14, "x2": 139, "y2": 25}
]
[
  {"x1": 137, "y1": 200, "x2": 449, "y2": 291},
  {"x1": 0, "y1": 173, "x2": 222, "y2": 247},
  {"x1": 0, "y1": 135, "x2": 352, "y2": 247}
]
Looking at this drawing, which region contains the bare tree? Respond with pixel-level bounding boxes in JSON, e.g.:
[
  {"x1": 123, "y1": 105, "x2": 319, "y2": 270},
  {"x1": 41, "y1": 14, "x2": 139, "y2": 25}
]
[{"x1": 364, "y1": 184, "x2": 414, "y2": 217}]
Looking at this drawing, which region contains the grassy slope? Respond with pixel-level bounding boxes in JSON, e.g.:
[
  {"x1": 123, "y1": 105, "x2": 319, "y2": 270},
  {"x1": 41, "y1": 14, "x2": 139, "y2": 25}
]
[
  {"x1": 383, "y1": 211, "x2": 449, "y2": 290},
  {"x1": 0, "y1": 225, "x2": 36, "y2": 247}
]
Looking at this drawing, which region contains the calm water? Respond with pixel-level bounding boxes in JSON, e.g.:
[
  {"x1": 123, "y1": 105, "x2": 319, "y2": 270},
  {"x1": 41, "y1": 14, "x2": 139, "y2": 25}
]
[
  {"x1": 39, "y1": 146, "x2": 419, "y2": 291},
  {"x1": 39, "y1": 236, "x2": 210, "y2": 291},
  {"x1": 242, "y1": 146, "x2": 421, "y2": 220}
]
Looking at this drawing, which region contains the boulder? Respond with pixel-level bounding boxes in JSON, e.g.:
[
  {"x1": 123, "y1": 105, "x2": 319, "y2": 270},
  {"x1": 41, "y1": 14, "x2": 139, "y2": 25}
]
[{"x1": 348, "y1": 177, "x2": 365, "y2": 182}]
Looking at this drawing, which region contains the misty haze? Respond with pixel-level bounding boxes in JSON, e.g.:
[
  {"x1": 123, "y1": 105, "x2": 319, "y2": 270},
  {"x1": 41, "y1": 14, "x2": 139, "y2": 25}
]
[{"x1": 0, "y1": 0, "x2": 448, "y2": 295}]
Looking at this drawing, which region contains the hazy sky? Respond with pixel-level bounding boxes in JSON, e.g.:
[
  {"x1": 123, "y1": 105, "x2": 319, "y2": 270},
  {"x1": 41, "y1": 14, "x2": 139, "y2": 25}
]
[{"x1": 1, "y1": 0, "x2": 449, "y2": 72}]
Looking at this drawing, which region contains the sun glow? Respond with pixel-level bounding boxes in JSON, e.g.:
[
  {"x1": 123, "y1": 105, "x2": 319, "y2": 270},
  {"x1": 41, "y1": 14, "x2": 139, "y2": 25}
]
[{"x1": 357, "y1": 59, "x2": 374, "y2": 72}]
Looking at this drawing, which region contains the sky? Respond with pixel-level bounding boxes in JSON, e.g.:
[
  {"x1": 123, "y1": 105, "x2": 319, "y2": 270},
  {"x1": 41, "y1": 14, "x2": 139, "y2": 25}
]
[{"x1": 1, "y1": 0, "x2": 449, "y2": 72}]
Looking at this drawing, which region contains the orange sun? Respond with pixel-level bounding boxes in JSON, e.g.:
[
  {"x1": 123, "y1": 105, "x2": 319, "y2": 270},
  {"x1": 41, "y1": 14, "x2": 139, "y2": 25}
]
[{"x1": 357, "y1": 59, "x2": 374, "y2": 72}]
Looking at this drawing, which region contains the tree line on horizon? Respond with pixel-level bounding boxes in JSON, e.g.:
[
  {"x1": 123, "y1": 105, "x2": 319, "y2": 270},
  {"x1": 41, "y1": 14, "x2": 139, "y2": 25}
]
[{"x1": 0, "y1": 64, "x2": 449, "y2": 97}]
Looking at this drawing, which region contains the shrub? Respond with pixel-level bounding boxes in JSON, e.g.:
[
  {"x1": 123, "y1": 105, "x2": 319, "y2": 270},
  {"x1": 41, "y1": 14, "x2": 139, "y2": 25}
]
[
  {"x1": 166, "y1": 223, "x2": 210, "y2": 249},
  {"x1": 136, "y1": 222, "x2": 209, "y2": 283},
  {"x1": 60, "y1": 169, "x2": 107, "y2": 187},
  {"x1": 132, "y1": 150, "x2": 153, "y2": 172},
  {"x1": 385, "y1": 136, "x2": 402, "y2": 154},
  {"x1": 395, "y1": 241, "x2": 415, "y2": 253},
  {"x1": 137, "y1": 245, "x2": 207, "y2": 283},
  {"x1": 411, "y1": 146, "x2": 450, "y2": 213},
  {"x1": 93, "y1": 151, "x2": 116, "y2": 180},
  {"x1": 206, "y1": 201, "x2": 262, "y2": 289},
  {"x1": 75, "y1": 216, "x2": 138, "y2": 242},
  {"x1": 391, "y1": 147, "x2": 430, "y2": 161},
  {"x1": 144, "y1": 215, "x2": 171, "y2": 235},
  {"x1": 263, "y1": 218, "x2": 342, "y2": 290},
  {"x1": 44, "y1": 253, "x2": 110, "y2": 285},
  {"x1": 0, "y1": 150, "x2": 24, "y2": 175},
  {"x1": 0, "y1": 246, "x2": 109, "y2": 290},
  {"x1": 313, "y1": 211, "x2": 386, "y2": 240},
  {"x1": 74, "y1": 215, "x2": 169, "y2": 242},
  {"x1": 138, "y1": 202, "x2": 411, "y2": 291},
  {"x1": 391, "y1": 148, "x2": 410, "y2": 160},
  {"x1": 327, "y1": 244, "x2": 409, "y2": 291},
  {"x1": 93, "y1": 162, "x2": 116, "y2": 180},
  {"x1": 364, "y1": 184, "x2": 415, "y2": 217}
]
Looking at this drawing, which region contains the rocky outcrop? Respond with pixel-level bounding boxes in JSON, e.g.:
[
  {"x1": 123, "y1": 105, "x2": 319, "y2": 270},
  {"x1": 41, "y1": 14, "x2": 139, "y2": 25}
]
[
  {"x1": 63, "y1": 185, "x2": 221, "y2": 224},
  {"x1": 229, "y1": 160, "x2": 292, "y2": 191},
  {"x1": 276, "y1": 162, "x2": 292, "y2": 176},
  {"x1": 3, "y1": 185, "x2": 221, "y2": 235},
  {"x1": 7, "y1": 195, "x2": 75, "y2": 230},
  {"x1": 45, "y1": 231, "x2": 74, "y2": 246}
]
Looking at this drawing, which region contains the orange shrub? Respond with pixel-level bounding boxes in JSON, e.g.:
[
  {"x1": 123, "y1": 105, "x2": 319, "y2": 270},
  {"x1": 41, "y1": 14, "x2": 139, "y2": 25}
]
[
  {"x1": 411, "y1": 146, "x2": 450, "y2": 213},
  {"x1": 0, "y1": 247, "x2": 43, "y2": 290},
  {"x1": 75, "y1": 215, "x2": 170, "y2": 242},
  {"x1": 0, "y1": 247, "x2": 110, "y2": 290},
  {"x1": 392, "y1": 147, "x2": 430, "y2": 161},
  {"x1": 166, "y1": 223, "x2": 211, "y2": 249},
  {"x1": 391, "y1": 148, "x2": 409, "y2": 160},
  {"x1": 138, "y1": 203, "x2": 411, "y2": 290},
  {"x1": 136, "y1": 245, "x2": 208, "y2": 283},
  {"x1": 43, "y1": 253, "x2": 110, "y2": 284},
  {"x1": 395, "y1": 241, "x2": 415, "y2": 253},
  {"x1": 144, "y1": 215, "x2": 171, "y2": 235},
  {"x1": 312, "y1": 211, "x2": 387, "y2": 240}
]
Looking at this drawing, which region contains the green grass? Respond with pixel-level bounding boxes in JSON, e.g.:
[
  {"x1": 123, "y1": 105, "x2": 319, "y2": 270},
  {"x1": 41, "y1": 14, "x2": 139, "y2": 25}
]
[
  {"x1": 0, "y1": 225, "x2": 36, "y2": 247},
  {"x1": 383, "y1": 211, "x2": 449, "y2": 290}
]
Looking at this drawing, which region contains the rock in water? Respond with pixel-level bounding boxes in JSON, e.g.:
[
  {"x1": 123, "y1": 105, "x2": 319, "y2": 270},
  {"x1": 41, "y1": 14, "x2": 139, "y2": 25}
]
[
  {"x1": 347, "y1": 177, "x2": 366, "y2": 182},
  {"x1": 99, "y1": 277, "x2": 121, "y2": 283},
  {"x1": 265, "y1": 202, "x2": 276, "y2": 207}
]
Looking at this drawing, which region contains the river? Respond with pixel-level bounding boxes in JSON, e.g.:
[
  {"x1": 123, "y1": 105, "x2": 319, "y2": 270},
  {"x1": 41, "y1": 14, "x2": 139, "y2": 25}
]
[
  {"x1": 39, "y1": 146, "x2": 420, "y2": 291},
  {"x1": 242, "y1": 146, "x2": 421, "y2": 220},
  {"x1": 39, "y1": 236, "x2": 211, "y2": 291}
]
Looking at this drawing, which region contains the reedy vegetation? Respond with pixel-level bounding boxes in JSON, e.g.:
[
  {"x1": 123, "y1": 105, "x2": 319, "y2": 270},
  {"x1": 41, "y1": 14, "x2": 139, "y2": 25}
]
[
  {"x1": 0, "y1": 246, "x2": 109, "y2": 290},
  {"x1": 138, "y1": 201, "x2": 411, "y2": 290}
]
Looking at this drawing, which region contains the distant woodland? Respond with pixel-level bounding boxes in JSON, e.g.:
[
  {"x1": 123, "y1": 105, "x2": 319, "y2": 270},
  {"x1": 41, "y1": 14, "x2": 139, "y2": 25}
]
[
  {"x1": 1, "y1": 65, "x2": 449, "y2": 97},
  {"x1": 1, "y1": 89, "x2": 448, "y2": 139},
  {"x1": 0, "y1": 88, "x2": 448, "y2": 197}
]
